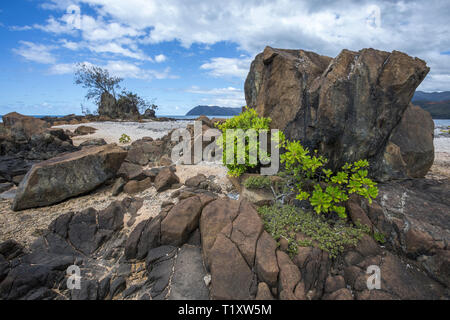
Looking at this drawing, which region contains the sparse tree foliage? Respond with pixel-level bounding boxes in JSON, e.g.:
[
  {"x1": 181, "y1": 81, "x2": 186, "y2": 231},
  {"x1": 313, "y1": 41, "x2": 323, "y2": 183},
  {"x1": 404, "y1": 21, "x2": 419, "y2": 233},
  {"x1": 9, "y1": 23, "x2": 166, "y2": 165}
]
[{"x1": 74, "y1": 63, "x2": 123, "y2": 104}]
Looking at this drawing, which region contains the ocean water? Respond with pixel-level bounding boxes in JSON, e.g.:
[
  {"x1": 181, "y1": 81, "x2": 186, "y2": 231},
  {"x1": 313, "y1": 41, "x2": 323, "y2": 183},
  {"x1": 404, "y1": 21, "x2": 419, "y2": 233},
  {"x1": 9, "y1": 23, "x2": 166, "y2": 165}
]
[{"x1": 0, "y1": 114, "x2": 233, "y2": 122}]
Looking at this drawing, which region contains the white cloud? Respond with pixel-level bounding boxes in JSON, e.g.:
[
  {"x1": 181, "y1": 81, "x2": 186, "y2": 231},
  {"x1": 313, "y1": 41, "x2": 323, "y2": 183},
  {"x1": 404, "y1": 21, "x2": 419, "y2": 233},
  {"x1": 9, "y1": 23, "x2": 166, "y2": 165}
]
[
  {"x1": 12, "y1": 41, "x2": 57, "y2": 64},
  {"x1": 200, "y1": 57, "x2": 252, "y2": 78},
  {"x1": 154, "y1": 54, "x2": 167, "y2": 63},
  {"x1": 24, "y1": 0, "x2": 450, "y2": 89},
  {"x1": 47, "y1": 60, "x2": 177, "y2": 80},
  {"x1": 187, "y1": 86, "x2": 245, "y2": 107},
  {"x1": 48, "y1": 62, "x2": 77, "y2": 75}
]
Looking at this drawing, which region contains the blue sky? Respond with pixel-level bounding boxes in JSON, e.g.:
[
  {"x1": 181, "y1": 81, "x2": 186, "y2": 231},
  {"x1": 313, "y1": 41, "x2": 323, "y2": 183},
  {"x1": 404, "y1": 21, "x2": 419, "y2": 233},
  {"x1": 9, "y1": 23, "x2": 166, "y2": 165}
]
[{"x1": 1, "y1": 0, "x2": 450, "y2": 116}]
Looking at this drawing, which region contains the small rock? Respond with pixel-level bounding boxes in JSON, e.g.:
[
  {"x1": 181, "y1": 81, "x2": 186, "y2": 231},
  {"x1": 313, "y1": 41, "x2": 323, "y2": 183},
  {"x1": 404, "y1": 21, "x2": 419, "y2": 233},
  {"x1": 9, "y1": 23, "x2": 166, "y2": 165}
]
[
  {"x1": 154, "y1": 167, "x2": 180, "y2": 192},
  {"x1": 123, "y1": 178, "x2": 152, "y2": 194},
  {"x1": 111, "y1": 177, "x2": 126, "y2": 196}
]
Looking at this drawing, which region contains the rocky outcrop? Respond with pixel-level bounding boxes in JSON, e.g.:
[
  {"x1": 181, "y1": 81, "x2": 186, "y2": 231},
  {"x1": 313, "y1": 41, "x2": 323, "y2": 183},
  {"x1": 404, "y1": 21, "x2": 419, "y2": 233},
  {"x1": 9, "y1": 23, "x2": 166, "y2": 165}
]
[
  {"x1": 388, "y1": 103, "x2": 435, "y2": 178},
  {"x1": 98, "y1": 92, "x2": 140, "y2": 120},
  {"x1": 245, "y1": 46, "x2": 433, "y2": 181},
  {"x1": 12, "y1": 144, "x2": 127, "y2": 211},
  {"x1": 0, "y1": 113, "x2": 79, "y2": 184}
]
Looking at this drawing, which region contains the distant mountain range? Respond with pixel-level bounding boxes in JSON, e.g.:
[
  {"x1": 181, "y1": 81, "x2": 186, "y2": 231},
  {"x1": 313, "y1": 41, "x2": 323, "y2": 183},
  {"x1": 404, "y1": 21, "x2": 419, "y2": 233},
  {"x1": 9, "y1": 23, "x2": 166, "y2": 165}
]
[
  {"x1": 186, "y1": 105, "x2": 242, "y2": 116},
  {"x1": 412, "y1": 91, "x2": 450, "y2": 119}
]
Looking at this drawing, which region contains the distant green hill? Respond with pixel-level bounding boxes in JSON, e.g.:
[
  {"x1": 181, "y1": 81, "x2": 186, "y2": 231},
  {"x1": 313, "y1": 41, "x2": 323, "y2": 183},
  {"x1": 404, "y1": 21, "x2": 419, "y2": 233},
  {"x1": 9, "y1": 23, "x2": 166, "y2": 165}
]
[
  {"x1": 186, "y1": 105, "x2": 242, "y2": 116},
  {"x1": 412, "y1": 91, "x2": 450, "y2": 119},
  {"x1": 413, "y1": 91, "x2": 450, "y2": 102},
  {"x1": 413, "y1": 100, "x2": 450, "y2": 119}
]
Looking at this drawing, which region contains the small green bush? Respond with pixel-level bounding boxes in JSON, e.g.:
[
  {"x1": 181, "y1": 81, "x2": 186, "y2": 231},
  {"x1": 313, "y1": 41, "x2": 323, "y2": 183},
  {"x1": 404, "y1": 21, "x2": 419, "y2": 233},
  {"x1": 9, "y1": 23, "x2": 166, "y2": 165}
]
[
  {"x1": 373, "y1": 231, "x2": 386, "y2": 244},
  {"x1": 119, "y1": 133, "x2": 131, "y2": 144},
  {"x1": 276, "y1": 132, "x2": 378, "y2": 218},
  {"x1": 216, "y1": 108, "x2": 271, "y2": 177},
  {"x1": 243, "y1": 176, "x2": 272, "y2": 190},
  {"x1": 258, "y1": 204, "x2": 370, "y2": 259}
]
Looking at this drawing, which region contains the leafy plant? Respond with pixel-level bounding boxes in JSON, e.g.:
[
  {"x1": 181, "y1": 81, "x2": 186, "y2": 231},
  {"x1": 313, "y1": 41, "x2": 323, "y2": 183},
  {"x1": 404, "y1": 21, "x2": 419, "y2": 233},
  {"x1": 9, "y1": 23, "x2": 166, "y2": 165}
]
[
  {"x1": 119, "y1": 133, "x2": 131, "y2": 144},
  {"x1": 243, "y1": 176, "x2": 272, "y2": 190},
  {"x1": 215, "y1": 108, "x2": 271, "y2": 177},
  {"x1": 258, "y1": 204, "x2": 370, "y2": 258},
  {"x1": 373, "y1": 231, "x2": 386, "y2": 244},
  {"x1": 276, "y1": 132, "x2": 378, "y2": 218}
]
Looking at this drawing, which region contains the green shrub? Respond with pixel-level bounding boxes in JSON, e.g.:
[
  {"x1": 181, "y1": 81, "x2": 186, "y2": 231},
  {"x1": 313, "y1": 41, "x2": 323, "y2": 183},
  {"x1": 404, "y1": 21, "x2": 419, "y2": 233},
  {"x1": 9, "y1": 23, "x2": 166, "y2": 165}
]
[
  {"x1": 216, "y1": 108, "x2": 271, "y2": 177},
  {"x1": 119, "y1": 133, "x2": 131, "y2": 144},
  {"x1": 258, "y1": 204, "x2": 370, "y2": 258},
  {"x1": 373, "y1": 231, "x2": 386, "y2": 244},
  {"x1": 276, "y1": 132, "x2": 378, "y2": 219},
  {"x1": 243, "y1": 176, "x2": 272, "y2": 190}
]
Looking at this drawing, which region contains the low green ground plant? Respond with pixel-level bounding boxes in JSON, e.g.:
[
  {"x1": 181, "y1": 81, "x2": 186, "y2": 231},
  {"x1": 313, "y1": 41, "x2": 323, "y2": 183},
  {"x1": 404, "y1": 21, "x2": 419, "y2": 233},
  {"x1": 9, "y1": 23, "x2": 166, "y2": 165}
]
[
  {"x1": 119, "y1": 133, "x2": 131, "y2": 144},
  {"x1": 258, "y1": 204, "x2": 370, "y2": 258},
  {"x1": 243, "y1": 176, "x2": 272, "y2": 190}
]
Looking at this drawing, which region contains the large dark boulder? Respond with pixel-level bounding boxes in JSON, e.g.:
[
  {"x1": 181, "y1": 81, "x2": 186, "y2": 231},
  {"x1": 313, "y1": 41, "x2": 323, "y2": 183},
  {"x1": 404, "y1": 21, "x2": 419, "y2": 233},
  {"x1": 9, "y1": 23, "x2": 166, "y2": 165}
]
[
  {"x1": 12, "y1": 144, "x2": 127, "y2": 211},
  {"x1": 245, "y1": 46, "x2": 432, "y2": 181}
]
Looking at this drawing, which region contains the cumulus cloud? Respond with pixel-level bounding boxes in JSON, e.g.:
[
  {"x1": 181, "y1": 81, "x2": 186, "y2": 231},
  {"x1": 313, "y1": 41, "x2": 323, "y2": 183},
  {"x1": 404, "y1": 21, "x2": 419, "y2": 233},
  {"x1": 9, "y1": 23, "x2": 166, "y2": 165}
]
[
  {"x1": 12, "y1": 41, "x2": 57, "y2": 64},
  {"x1": 48, "y1": 60, "x2": 178, "y2": 80},
  {"x1": 187, "y1": 86, "x2": 245, "y2": 107},
  {"x1": 154, "y1": 54, "x2": 167, "y2": 63},
  {"x1": 200, "y1": 57, "x2": 253, "y2": 78},
  {"x1": 20, "y1": 0, "x2": 450, "y2": 89}
]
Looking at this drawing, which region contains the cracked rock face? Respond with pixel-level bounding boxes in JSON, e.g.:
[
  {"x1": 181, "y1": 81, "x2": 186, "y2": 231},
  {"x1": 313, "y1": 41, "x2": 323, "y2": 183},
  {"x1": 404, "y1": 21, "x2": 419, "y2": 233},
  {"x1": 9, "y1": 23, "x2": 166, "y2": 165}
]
[
  {"x1": 12, "y1": 144, "x2": 127, "y2": 211},
  {"x1": 1, "y1": 183, "x2": 448, "y2": 300},
  {"x1": 245, "y1": 46, "x2": 433, "y2": 181}
]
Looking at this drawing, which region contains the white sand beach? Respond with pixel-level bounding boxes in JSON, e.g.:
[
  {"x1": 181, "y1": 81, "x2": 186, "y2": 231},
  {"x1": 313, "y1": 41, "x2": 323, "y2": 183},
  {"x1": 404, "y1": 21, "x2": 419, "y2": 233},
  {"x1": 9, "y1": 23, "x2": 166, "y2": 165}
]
[{"x1": 53, "y1": 120, "x2": 194, "y2": 146}]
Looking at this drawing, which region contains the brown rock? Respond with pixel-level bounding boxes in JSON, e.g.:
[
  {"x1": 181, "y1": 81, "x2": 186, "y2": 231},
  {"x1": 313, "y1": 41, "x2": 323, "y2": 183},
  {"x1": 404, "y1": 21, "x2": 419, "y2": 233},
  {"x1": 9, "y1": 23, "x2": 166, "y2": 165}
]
[
  {"x1": 160, "y1": 196, "x2": 203, "y2": 246},
  {"x1": 324, "y1": 275, "x2": 346, "y2": 293},
  {"x1": 154, "y1": 167, "x2": 180, "y2": 192},
  {"x1": 245, "y1": 46, "x2": 430, "y2": 181},
  {"x1": 324, "y1": 288, "x2": 354, "y2": 300},
  {"x1": 277, "y1": 250, "x2": 301, "y2": 294},
  {"x1": 346, "y1": 195, "x2": 373, "y2": 230},
  {"x1": 117, "y1": 162, "x2": 146, "y2": 181},
  {"x1": 123, "y1": 177, "x2": 152, "y2": 194},
  {"x1": 229, "y1": 200, "x2": 264, "y2": 266},
  {"x1": 388, "y1": 103, "x2": 435, "y2": 178},
  {"x1": 255, "y1": 282, "x2": 274, "y2": 300},
  {"x1": 185, "y1": 174, "x2": 207, "y2": 187},
  {"x1": 12, "y1": 144, "x2": 127, "y2": 211},
  {"x1": 74, "y1": 125, "x2": 97, "y2": 136},
  {"x1": 255, "y1": 231, "x2": 279, "y2": 288},
  {"x1": 209, "y1": 233, "x2": 256, "y2": 300},
  {"x1": 111, "y1": 177, "x2": 126, "y2": 196},
  {"x1": 2, "y1": 112, "x2": 49, "y2": 140},
  {"x1": 200, "y1": 199, "x2": 240, "y2": 269}
]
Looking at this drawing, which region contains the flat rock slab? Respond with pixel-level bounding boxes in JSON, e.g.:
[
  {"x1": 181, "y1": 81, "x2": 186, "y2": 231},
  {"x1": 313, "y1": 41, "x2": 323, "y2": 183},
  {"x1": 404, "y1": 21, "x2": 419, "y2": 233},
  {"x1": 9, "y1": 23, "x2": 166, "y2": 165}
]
[
  {"x1": 168, "y1": 244, "x2": 209, "y2": 300},
  {"x1": 12, "y1": 144, "x2": 127, "y2": 211}
]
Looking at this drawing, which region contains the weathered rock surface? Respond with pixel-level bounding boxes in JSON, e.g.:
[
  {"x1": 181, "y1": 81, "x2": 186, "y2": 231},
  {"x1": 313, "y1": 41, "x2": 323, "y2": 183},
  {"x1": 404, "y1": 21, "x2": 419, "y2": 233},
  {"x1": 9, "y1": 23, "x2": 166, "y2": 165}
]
[
  {"x1": 98, "y1": 92, "x2": 139, "y2": 120},
  {"x1": 125, "y1": 136, "x2": 176, "y2": 166},
  {"x1": 245, "y1": 46, "x2": 432, "y2": 181},
  {"x1": 12, "y1": 144, "x2": 127, "y2": 210},
  {"x1": 154, "y1": 167, "x2": 180, "y2": 192},
  {"x1": 1, "y1": 113, "x2": 78, "y2": 184},
  {"x1": 74, "y1": 125, "x2": 97, "y2": 136},
  {"x1": 365, "y1": 178, "x2": 450, "y2": 287},
  {"x1": 161, "y1": 196, "x2": 203, "y2": 246}
]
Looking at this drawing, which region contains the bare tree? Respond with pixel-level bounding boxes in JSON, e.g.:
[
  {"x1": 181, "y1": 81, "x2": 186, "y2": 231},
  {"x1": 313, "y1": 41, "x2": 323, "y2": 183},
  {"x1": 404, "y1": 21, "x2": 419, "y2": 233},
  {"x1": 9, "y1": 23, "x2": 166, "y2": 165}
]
[{"x1": 74, "y1": 63, "x2": 122, "y2": 104}]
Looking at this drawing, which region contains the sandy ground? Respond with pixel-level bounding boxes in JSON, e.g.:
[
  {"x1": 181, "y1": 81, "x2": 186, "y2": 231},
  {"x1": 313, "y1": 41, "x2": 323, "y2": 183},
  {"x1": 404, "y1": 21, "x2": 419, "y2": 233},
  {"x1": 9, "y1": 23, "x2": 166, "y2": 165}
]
[
  {"x1": 53, "y1": 120, "x2": 193, "y2": 146},
  {"x1": 0, "y1": 163, "x2": 232, "y2": 248}
]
